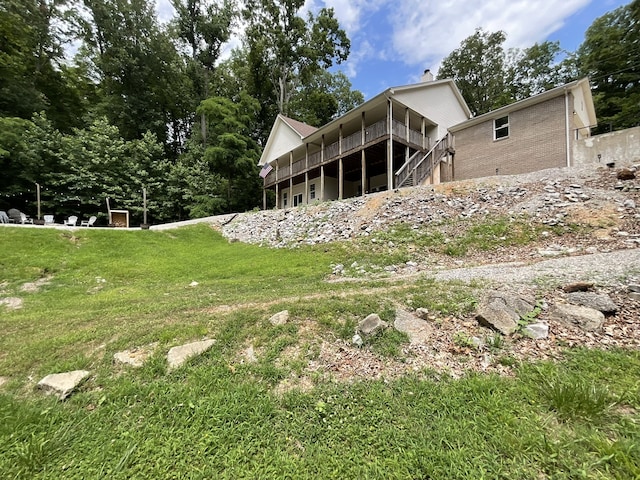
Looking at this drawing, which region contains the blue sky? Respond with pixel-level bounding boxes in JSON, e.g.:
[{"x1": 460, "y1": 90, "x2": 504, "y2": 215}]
[{"x1": 157, "y1": 0, "x2": 631, "y2": 99}]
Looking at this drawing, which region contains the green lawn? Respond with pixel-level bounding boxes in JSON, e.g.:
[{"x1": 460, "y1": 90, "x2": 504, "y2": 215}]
[{"x1": 1, "y1": 225, "x2": 639, "y2": 479}]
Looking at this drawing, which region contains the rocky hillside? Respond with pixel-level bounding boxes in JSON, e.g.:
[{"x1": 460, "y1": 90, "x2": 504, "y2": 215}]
[
  {"x1": 222, "y1": 163, "x2": 639, "y2": 259},
  {"x1": 214, "y1": 163, "x2": 640, "y2": 381}
]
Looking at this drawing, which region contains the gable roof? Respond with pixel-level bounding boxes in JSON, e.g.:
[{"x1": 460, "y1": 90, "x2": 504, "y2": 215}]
[
  {"x1": 259, "y1": 79, "x2": 472, "y2": 166},
  {"x1": 280, "y1": 115, "x2": 318, "y2": 137},
  {"x1": 449, "y1": 77, "x2": 596, "y2": 132},
  {"x1": 259, "y1": 114, "x2": 317, "y2": 166}
]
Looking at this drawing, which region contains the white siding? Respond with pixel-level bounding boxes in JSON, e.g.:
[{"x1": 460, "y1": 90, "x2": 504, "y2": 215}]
[{"x1": 393, "y1": 83, "x2": 470, "y2": 139}]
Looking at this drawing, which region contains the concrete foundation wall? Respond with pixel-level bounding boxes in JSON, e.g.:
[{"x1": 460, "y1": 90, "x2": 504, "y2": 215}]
[{"x1": 573, "y1": 126, "x2": 640, "y2": 166}]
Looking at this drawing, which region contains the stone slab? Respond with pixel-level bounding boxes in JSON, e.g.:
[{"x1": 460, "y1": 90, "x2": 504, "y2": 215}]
[
  {"x1": 269, "y1": 310, "x2": 289, "y2": 326},
  {"x1": 37, "y1": 370, "x2": 90, "y2": 400},
  {"x1": 357, "y1": 313, "x2": 388, "y2": 337},
  {"x1": 394, "y1": 309, "x2": 433, "y2": 344},
  {"x1": 167, "y1": 339, "x2": 216, "y2": 370}
]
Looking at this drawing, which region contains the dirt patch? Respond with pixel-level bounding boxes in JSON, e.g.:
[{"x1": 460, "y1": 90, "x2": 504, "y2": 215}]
[
  {"x1": 564, "y1": 203, "x2": 620, "y2": 228},
  {"x1": 20, "y1": 275, "x2": 53, "y2": 293},
  {"x1": 0, "y1": 297, "x2": 23, "y2": 310}
]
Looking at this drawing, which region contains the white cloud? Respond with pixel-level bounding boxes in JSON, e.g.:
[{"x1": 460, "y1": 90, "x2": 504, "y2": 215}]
[{"x1": 388, "y1": 0, "x2": 591, "y2": 70}]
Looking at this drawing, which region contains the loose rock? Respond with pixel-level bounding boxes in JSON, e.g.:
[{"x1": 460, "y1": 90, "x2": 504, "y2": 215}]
[
  {"x1": 566, "y1": 291, "x2": 618, "y2": 314},
  {"x1": 357, "y1": 313, "x2": 388, "y2": 337},
  {"x1": 476, "y1": 291, "x2": 536, "y2": 335},
  {"x1": 393, "y1": 309, "x2": 433, "y2": 344},
  {"x1": 37, "y1": 370, "x2": 90, "y2": 400},
  {"x1": 269, "y1": 310, "x2": 289, "y2": 326},
  {"x1": 549, "y1": 303, "x2": 605, "y2": 331},
  {"x1": 523, "y1": 323, "x2": 549, "y2": 340},
  {"x1": 167, "y1": 339, "x2": 216, "y2": 370},
  {"x1": 562, "y1": 282, "x2": 594, "y2": 293}
]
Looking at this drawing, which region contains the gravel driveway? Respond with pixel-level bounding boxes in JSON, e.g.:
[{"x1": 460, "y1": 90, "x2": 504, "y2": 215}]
[{"x1": 433, "y1": 248, "x2": 640, "y2": 286}]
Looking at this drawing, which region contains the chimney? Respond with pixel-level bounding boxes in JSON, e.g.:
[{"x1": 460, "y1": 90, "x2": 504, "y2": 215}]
[{"x1": 421, "y1": 69, "x2": 434, "y2": 83}]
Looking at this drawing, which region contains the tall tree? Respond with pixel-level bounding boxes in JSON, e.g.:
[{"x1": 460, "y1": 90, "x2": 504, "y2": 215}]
[
  {"x1": 508, "y1": 41, "x2": 568, "y2": 100},
  {"x1": 288, "y1": 70, "x2": 364, "y2": 127},
  {"x1": 171, "y1": 0, "x2": 235, "y2": 142},
  {"x1": 439, "y1": 29, "x2": 580, "y2": 116},
  {"x1": 197, "y1": 93, "x2": 262, "y2": 212},
  {"x1": 21, "y1": 114, "x2": 171, "y2": 223},
  {"x1": 0, "y1": 0, "x2": 86, "y2": 130},
  {"x1": 81, "y1": 0, "x2": 187, "y2": 154},
  {"x1": 438, "y1": 29, "x2": 510, "y2": 116},
  {"x1": 578, "y1": 0, "x2": 640, "y2": 132},
  {"x1": 243, "y1": 0, "x2": 350, "y2": 117}
]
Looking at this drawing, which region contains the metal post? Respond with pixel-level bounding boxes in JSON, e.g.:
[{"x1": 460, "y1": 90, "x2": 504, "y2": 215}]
[
  {"x1": 35, "y1": 183, "x2": 41, "y2": 220},
  {"x1": 143, "y1": 188, "x2": 147, "y2": 225}
]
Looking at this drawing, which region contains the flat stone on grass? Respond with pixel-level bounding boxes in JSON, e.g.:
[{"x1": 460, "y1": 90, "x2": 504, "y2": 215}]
[
  {"x1": 37, "y1": 370, "x2": 90, "y2": 400},
  {"x1": 394, "y1": 309, "x2": 433, "y2": 344},
  {"x1": 167, "y1": 339, "x2": 216, "y2": 370},
  {"x1": 358, "y1": 313, "x2": 388, "y2": 337},
  {"x1": 269, "y1": 310, "x2": 289, "y2": 326}
]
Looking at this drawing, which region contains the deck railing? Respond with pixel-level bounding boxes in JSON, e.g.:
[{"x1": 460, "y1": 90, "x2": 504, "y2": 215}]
[
  {"x1": 264, "y1": 118, "x2": 426, "y2": 187},
  {"x1": 395, "y1": 133, "x2": 452, "y2": 188}
]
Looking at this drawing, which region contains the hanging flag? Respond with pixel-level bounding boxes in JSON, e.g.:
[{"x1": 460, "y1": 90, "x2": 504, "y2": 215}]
[{"x1": 259, "y1": 163, "x2": 273, "y2": 178}]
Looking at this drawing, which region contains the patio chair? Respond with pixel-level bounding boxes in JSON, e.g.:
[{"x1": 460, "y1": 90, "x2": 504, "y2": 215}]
[
  {"x1": 65, "y1": 215, "x2": 78, "y2": 226},
  {"x1": 0, "y1": 211, "x2": 9, "y2": 223},
  {"x1": 80, "y1": 216, "x2": 97, "y2": 227},
  {"x1": 20, "y1": 213, "x2": 32, "y2": 224},
  {"x1": 44, "y1": 215, "x2": 54, "y2": 224}
]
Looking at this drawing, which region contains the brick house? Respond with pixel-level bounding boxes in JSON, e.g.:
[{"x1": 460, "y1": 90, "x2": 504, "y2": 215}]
[
  {"x1": 449, "y1": 78, "x2": 596, "y2": 181},
  {"x1": 258, "y1": 76, "x2": 596, "y2": 209}
]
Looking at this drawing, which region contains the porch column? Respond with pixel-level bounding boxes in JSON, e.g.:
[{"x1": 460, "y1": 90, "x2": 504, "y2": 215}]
[
  {"x1": 387, "y1": 99, "x2": 393, "y2": 190},
  {"x1": 405, "y1": 108, "x2": 410, "y2": 166},
  {"x1": 305, "y1": 144, "x2": 309, "y2": 204},
  {"x1": 361, "y1": 112, "x2": 366, "y2": 196},
  {"x1": 289, "y1": 151, "x2": 293, "y2": 199},
  {"x1": 338, "y1": 158, "x2": 343, "y2": 200},
  {"x1": 421, "y1": 118, "x2": 426, "y2": 150},
  {"x1": 275, "y1": 159, "x2": 279, "y2": 209},
  {"x1": 338, "y1": 124, "x2": 343, "y2": 200},
  {"x1": 320, "y1": 135, "x2": 325, "y2": 201}
]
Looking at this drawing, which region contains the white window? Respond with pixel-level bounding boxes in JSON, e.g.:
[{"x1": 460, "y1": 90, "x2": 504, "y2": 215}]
[
  {"x1": 293, "y1": 193, "x2": 303, "y2": 207},
  {"x1": 309, "y1": 183, "x2": 316, "y2": 200},
  {"x1": 494, "y1": 115, "x2": 509, "y2": 140},
  {"x1": 283, "y1": 192, "x2": 288, "y2": 208}
]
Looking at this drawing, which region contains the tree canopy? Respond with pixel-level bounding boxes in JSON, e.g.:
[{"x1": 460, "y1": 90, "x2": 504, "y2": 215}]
[
  {"x1": 0, "y1": 1, "x2": 636, "y2": 222},
  {"x1": 577, "y1": 0, "x2": 640, "y2": 132},
  {"x1": 438, "y1": 29, "x2": 576, "y2": 116}
]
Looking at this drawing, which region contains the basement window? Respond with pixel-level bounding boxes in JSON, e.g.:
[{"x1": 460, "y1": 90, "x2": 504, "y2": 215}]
[
  {"x1": 293, "y1": 193, "x2": 303, "y2": 207},
  {"x1": 494, "y1": 115, "x2": 509, "y2": 140},
  {"x1": 283, "y1": 192, "x2": 288, "y2": 208},
  {"x1": 310, "y1": 183, "x2": 316, "y2": 200}
]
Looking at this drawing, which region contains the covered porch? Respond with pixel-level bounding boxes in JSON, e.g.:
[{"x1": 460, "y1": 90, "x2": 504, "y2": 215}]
[{"x1": 263, "y1": 98, "x2": 439, "y2": 209}]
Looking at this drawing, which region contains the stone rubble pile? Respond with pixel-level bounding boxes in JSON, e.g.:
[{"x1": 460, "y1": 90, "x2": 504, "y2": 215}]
[{"x1": 222, "y1": 164, "x2": 640, "y2": 250}]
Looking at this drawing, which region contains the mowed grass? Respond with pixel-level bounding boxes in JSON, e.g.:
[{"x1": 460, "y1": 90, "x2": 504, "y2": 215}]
[{"x1": 1, "y1": 225, "x2": 640, "y2": 479}]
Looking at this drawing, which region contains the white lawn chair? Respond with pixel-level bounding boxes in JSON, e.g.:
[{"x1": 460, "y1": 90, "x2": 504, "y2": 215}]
[
  {"x1": 65, "y1": 215, "x2": 78, "y2": 226},
  {"x1": 80, "y1": 216, "x2": 97, "y2": 227},
  {"x1": 44, "y1": 215, "x2": 54, "y2": 224}
]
